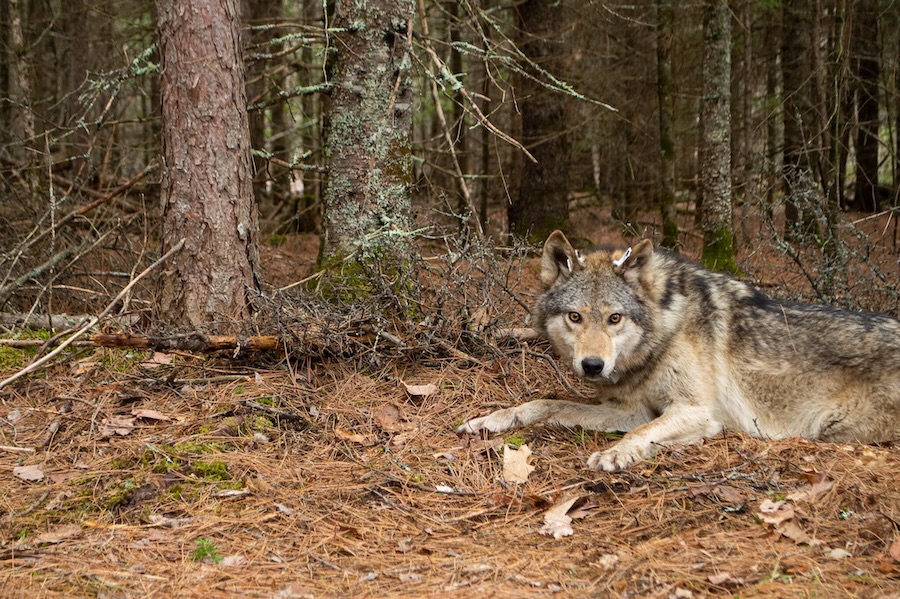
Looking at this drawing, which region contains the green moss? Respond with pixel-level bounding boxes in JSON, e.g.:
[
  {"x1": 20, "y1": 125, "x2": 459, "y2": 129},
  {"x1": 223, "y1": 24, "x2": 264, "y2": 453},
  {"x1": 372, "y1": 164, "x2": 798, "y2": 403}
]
[
  {"x1": 173, "y1": 441, "x2": 224, "y2": 455},
  {"x1": 504, "y1": 434, "x2": 526, "y2": 448},
  {"x1": 192, "y1": 461, "x2": 230, "y2": 481},
  {"x1": 701, "y1": 226, "x2": 741, "y2": 275}
]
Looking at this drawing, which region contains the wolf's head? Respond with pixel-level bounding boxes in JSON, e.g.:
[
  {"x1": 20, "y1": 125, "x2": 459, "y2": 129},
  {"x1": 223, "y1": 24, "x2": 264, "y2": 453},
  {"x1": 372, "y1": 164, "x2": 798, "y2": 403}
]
[{"x1": 535, "y1": 231, "x2": 653, "y2": 383}]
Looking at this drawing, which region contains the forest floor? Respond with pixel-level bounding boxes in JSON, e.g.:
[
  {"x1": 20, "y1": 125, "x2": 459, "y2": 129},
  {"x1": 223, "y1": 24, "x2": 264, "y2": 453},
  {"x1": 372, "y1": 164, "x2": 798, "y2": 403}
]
[{"x1": 1, "y1": 202, "x2": 899, "y2": 598}]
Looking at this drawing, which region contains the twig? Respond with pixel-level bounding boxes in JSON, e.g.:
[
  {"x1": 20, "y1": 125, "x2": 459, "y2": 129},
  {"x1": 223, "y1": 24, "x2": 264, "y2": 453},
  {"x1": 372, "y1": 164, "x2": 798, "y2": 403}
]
[
  {"x1": 0, "y1": 244, "x2": 86, "y2": 306},
  {"x1": 0, "y1": 445, "x2": 35, "y2": 454},
  {"x1": 0, "y1": 239, "x2": 185, "y2": 391}
]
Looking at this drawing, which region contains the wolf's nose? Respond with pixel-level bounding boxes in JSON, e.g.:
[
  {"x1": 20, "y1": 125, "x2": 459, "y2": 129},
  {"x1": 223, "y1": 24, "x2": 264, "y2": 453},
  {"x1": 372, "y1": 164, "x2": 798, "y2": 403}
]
[{"x1": 581, "y1": 357, "x2": 605, "y2": 377}]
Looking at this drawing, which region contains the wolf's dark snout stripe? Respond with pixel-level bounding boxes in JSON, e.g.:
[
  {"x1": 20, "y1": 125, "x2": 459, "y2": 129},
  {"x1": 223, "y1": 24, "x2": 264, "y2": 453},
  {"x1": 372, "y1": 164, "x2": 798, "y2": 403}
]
[{"x1": 582, "y1": 357, "x2": 605, "y2": 377}]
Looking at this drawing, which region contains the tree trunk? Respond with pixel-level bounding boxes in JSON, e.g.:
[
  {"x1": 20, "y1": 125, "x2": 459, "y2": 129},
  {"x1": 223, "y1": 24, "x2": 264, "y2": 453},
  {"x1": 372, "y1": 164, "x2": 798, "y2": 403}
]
[
  {"x1": 507, "y1": 0, "x2": 570, "y2": 241},
  {"x1": 656, "y1": 0, "x2": 678, "y2": 249},
  {"x1": 8, "y1": 0, "x2": 38, "y2": 197},
  {"x1": 852, "y1": 0, "x2": 880, "y2": 212},
  {"x1": 781, "y1": 0, "x2": 818, "y2": 240},
  {"x1": 699, "y1": 0, "x2": 737, "y2": 274},
  {"x1": 155, "y1": 0, "x2": 261, "y2": 333},
  {"x1": 320, "y1": 0, "x2": 416, "y2": 262}
]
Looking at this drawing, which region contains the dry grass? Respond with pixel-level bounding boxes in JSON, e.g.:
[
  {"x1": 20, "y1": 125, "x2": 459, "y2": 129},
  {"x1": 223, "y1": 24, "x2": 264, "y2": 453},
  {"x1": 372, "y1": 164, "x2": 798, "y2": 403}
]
[{"x1": 1, "y1": 204, "x2": 899, "y2": 597}]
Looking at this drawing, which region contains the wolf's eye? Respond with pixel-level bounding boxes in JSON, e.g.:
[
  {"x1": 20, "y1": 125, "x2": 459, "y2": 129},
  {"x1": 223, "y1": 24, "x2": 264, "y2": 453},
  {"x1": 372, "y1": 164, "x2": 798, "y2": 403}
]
[
  {"x1": 567, "y1": 311, "x2": 582, "y2": 323},
  {"x1": 608, "y1": 313, "x2": 622, "y2": 324}
]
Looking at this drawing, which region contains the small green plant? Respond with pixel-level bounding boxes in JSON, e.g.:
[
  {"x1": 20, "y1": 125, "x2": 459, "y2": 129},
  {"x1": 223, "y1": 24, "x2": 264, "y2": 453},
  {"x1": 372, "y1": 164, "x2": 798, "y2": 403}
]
[
  {"x1": 192, "y1": 538, "x2": 223, "y2": 564},
  {"x1": 504, "y1": 434, "x2": 526, "y2": 448}
]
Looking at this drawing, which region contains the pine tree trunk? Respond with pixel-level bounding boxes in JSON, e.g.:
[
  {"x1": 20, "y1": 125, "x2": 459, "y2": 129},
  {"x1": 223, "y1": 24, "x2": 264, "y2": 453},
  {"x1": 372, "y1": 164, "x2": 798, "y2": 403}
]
[
  {"x1": 852, "y1": 0, "x2": 880, "y2": 212},
  {"x1": 781, "y1": 0, "x2": 817, "y2": 239},
  {"x1": 508, "y1": 0, "x2": 570, "y2": 241},
  {"x1": 320, "y1": 0, "x2": 415, "y2": 262},
  {"x1": 656, "y1": 0, "x2": 678, "y2": 249},
  {"x1": 155, "y1": 0, "x2": 261, "y2": 333},
  {"x1": 699, "y1": 0, "x2": 737, "y2": 274}
]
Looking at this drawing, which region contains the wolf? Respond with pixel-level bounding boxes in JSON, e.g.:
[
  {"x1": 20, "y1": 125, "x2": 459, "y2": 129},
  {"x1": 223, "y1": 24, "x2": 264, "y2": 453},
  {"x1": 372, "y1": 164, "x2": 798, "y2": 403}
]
[{"x1": 459, "y1": 230, "x2": 900, "y2": 471}]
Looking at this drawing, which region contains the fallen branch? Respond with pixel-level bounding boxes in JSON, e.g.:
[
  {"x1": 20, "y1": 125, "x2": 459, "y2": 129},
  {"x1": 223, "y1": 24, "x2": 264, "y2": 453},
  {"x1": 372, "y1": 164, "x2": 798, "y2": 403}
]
[
  {"x1": 90, "y1": 332, "x2": 283, "y2": 353},
  {"x1": 0, "y1": 239, "x2": 185, "y2": 391}
]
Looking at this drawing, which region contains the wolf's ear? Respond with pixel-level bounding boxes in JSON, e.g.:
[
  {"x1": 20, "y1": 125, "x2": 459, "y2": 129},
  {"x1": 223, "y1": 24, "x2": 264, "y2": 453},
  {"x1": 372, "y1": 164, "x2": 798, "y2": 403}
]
[
  {"x1": 541, "y1": 230, "x2": 581, "y2": 288},
  {"x1": 613, "y1": 239, "x2": 653, "y2": 274}
]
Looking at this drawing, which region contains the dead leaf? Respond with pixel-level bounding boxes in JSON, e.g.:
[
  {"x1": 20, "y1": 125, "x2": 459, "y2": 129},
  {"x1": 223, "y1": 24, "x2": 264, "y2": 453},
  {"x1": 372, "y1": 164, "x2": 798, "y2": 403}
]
[
  {"x1": 33, "y1": 524, "x2": 81, "y2": 545},
  {"x1": 758, "y1": 499, "x2": 794, "y2": 525},
  {"x1": 827, "y1": 548, "x2": 852, "y2": 560},
  {"x1": 334, "y1": 427, "x2": 374, "y2": 446},
  {"x1": 390, "y1": 429, "x2": 418, "y2": 446},
  {"x1": 775, "y1": 520, "x2": 818, "y2": 545},
  {"x1": 374, "y1": 404, "x2": 414, "y2": 433},
  {"x1": 708, "y1": 572, "x2": 745, "y2": 586},
  {"x1": 889, "y1": 538, "x2": 900, "y2": 562},
  {"x1": 539, "y1": 495, "x2": 579, "y2": 539},
  {"x1": 99, "y1": 416, "x2": 135, "y2": 437},
  {"x1": 402, "y1": 381, "x2": 439, "y2": 397},
  {"x1": 131, "y1": 408, "x2": 172, "y2": 422},
  {"x1": 502, "y1": 443, "x2": 534, "y2": 484},
  {"x1": 787, "y1": 479, "x2": 834, "y2": 503},
  {"x1": 13, "y1": 464, "x2": 44, "y2": 482},
  {"x1": 463, "y1": 436, "x2": 504, "y2": 455},
  {"x1": 713, "y1": 485, "x2": 745, "y2": 504},
  {"x1": 48, "y1": 471, "x2": 80, "y2": 484},
  {"x1": 141, "y1": 352, "x2": 173, "y2": 368},
  {"x1": 221, "y1": 555, "x2": 246, "y2": 567}
]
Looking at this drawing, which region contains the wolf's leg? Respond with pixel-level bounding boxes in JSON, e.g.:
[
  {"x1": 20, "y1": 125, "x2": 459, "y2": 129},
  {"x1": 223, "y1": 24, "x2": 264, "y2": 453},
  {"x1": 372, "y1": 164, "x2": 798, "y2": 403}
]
[
  {"x1": 457, "y1": 399, "x2": 654, "y2": 435},
  {"x1": 586, "y1": 403, "x2": 722, "y2": 472}
]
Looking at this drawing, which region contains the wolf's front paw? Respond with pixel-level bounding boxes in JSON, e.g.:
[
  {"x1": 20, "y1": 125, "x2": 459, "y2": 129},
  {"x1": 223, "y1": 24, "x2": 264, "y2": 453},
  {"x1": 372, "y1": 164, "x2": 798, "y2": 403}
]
[
  {"x1": 457, "y1": 407, "x2": 522, "y2": 434},
  {"x1": 586, "y1": 444, "x2": 645, "y2": 472}
]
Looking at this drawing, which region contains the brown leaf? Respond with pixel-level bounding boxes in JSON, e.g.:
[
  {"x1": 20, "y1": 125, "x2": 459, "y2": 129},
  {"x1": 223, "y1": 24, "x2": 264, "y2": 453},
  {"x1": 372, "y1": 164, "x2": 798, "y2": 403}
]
[
  {"x1": 758, "y1": 499, "x2": 794, "y2": 525},
  {"x1": 334, "y1": 427, "x2": 374, "y2": 446},
  {"x1": 99, "y1": 416, "x2": 135, "y2": 437},
  {"x1": 708, "y1": 572, "x2": 745, "y2": 586},
  {"x1": 502, "y1": 443, "x2": 534, "y2": 484},
  {"x1": 787, "y1": 479, "x2": 834, "y2": 503},
  {"x1": 374, "y1": 404, "x2": 414, "y2": 433},
  {"x1": 775, "y1": 521, "x2": 819, "y2": 546},
  {"x1": 34, "y1": 524, "x2": 81, "y2": 545},
  {"x1": 713, "y1": 485, "x2": 745, "y2": 504},
  {"x1": 402, "y1": 381, "x2": 439, "y2": 397},
  {"x1": 131, "y1": 408, "x2": 172, "y2": 422},
  {"x1": 13, "y1": 464, "x2": 44, "y2": 482},
  {"x1": 889, "y1": 538, "x2": 900, "y2": 563},
  {"x1": 539, "y1": 495, "x2": 580, "y2": 539}
]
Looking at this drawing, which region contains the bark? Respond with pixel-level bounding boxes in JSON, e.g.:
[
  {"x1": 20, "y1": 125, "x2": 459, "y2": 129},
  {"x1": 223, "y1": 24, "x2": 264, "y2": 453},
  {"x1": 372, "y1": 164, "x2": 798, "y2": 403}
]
[
  {"x1": 656, "y1": 0, "x2": 678, "y2": 249},
  {"x1": 7, "y1": 0, "x2": 38, "y2": 196},
  {"x1": 782, "y1": 0, "x2": 818, "y2": 239},
  {"x1": 508, "y1": 0, "x2": 570, "y2": 241},
  {"x1": 155, "y1": 0, "x2": 261, "y2": 333},
  {"x1": 699, "y1": 0, "x2": 737, "y2": 274},
  {"x1": 852, "y1": 0, "x2": 880, "y2": 212},
  {"x1": 320, "y1": 0, "x2": 416, "y2": 262}
]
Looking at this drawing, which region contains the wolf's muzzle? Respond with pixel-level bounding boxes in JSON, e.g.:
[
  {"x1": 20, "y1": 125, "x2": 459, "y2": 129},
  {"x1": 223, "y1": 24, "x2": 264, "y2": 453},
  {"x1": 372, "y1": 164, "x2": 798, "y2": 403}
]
[{"x1": 581, "y1": 357, "x2": 605, "y2": 378}]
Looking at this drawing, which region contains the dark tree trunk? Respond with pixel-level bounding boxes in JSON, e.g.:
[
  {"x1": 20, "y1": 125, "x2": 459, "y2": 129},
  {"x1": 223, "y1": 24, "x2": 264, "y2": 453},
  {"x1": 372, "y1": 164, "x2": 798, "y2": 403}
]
[
  {"x1": 656, "y1": 0, "x2": 678, "y2": 249},
  {"x1": 155, "y1": 0, "x2": 261, "y2": 333},
  {"x1": 320, "y1": 0, "x2": 415, "y2": 261},
  {"x1": 699, "y1": 0, "x2": 737, "y2": 274},
  {"x1": 781, "y1": 0, "x2": 818, "y2": 239},
  {"x1": 852, "y1": 0, "x2": 880, "y2": 212},
  {"x1": 508, "y1": 0, "x2": 570, "y2": 241}
]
